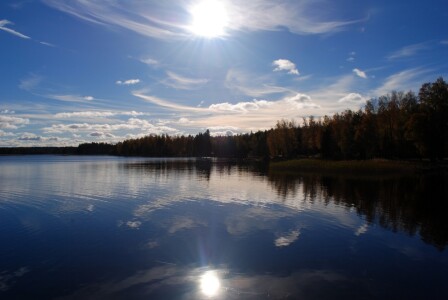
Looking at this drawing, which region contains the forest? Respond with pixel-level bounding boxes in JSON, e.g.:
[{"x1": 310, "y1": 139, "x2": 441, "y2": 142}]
[{"x1": 1, "y1": 77, "x2": 447, "y2": 161}]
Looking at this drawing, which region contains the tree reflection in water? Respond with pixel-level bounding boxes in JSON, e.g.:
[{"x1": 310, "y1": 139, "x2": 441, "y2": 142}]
[{"x1": 267, "y1": 171, "x2": 448, "y2": 250}]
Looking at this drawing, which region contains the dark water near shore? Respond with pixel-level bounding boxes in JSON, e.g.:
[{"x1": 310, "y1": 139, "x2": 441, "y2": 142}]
[{"x1": 0, "y1": 156, "x2": 447, "y2": 299}]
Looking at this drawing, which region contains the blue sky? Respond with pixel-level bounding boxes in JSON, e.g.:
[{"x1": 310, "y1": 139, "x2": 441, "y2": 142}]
[{"x1": 1, "y1": 0, "x2": 447, "y2": 146}]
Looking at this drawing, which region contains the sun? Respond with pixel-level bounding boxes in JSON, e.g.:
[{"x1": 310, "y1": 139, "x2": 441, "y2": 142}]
[
  {"x1": 200, "y1": 270, "x2": 221, "y2": 297},
  {"x1": 189, "y1": 0, "x2": 229, "y2": 38}
]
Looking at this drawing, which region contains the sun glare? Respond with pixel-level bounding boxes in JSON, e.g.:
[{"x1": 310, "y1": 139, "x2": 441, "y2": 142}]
[
  {"x1": 200, "y1": 270, "x2": 221, "y2": 297},
  {"x1": 190, "y1": 0, "x2": 228, "y2": 38}
]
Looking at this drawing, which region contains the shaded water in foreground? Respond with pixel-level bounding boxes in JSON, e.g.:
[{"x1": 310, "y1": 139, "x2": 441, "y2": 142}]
[{"x1": 0, "y1": 156, "x2": 447, "y2": 299}]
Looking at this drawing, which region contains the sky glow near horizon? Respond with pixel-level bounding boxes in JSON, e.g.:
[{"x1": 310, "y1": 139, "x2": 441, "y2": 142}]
[{"x1": 0, "y1": 0, "x2": 447, "y2": 146}]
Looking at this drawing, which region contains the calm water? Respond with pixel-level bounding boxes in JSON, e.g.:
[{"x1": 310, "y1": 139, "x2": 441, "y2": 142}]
[{"x1": 0, "y1": 156, "x2": 447, "y2": 299}]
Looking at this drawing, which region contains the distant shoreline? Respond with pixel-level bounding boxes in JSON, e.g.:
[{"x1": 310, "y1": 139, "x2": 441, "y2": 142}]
[{"x1": 1, "y1": 153, "x2": 446, "y2": 174}]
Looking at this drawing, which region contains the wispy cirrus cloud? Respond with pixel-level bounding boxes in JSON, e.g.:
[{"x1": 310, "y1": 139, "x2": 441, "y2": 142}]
[
  {"x1": 133, "y1": 92, "x2": 205, "y2": 112},
  {"x1": 162, "y1": 71, "x2": 208, "y2": 90},
  {"x1": 19, "y1": 74, "x2": 97, "y2": 103},
  {"x1": 387, "y1": 42, "x2": 428, "y2": 60},
  {"x1": 225, "y1": 68, "x2": 293, "y2": 98},
  {"x1": 0, "y1": 19, "x2": 54, "y2": 46},
  {"x1": 19, "y1": 74, "x2": 43, "y2": 91},
  {"x1": 273, "y1": 59, "x2": 299, "y2": 75},
  {"x1": 43, "y1": 0, "x2": 362, "y2": 39},
  {"x1": 373, "y1": 67, "x2": 432, "y2": 96},
  {"x1": 54, "y1": 111, "x2": 144, "y2": 118},
  {"x1": 0, "y1": 19, "x2": 30, "y2": 39},
  {"x1": 47, "y1": 94, "x2": 96, "y2": 102}
]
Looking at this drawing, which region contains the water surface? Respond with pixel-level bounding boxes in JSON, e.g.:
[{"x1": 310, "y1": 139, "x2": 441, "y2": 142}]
[{"x1": 0, "y1": 156, "x2": 447, "y2": 299}]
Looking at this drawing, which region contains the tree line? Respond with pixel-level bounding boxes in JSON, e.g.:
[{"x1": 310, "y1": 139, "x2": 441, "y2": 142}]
[{"x1": 1, "y1": 77, "x2": 446, "y2": 160}]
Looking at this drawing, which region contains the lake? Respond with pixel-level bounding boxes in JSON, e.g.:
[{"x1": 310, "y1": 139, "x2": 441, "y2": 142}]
[{"x1": 0, "y1": 156, "x2": 447, "y2": 299}]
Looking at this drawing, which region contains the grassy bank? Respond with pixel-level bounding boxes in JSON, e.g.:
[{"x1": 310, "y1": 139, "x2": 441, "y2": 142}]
[{"x1": 269, "y1": 159, "x2": 446, "y2": 175}]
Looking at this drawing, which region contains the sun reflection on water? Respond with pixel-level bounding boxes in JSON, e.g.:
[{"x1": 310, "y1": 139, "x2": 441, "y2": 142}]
[{"x1": 200, "y1": 270, "x2": 221, "y2": 297}]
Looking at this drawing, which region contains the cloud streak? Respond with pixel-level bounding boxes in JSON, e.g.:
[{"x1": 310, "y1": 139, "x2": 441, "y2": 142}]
[
  {"x1": 163, "y1": 71, "x2": 208, "y2": 90},
  {"x1": 54, "y1": 111, "x2": 144, "y2": 118},
  {"x1": 225, "y1": 69, "x2": 293, "y2": 97},
  {"x1": 116, "y1": 79, "x2": 140, "y2": 86},
  {"x1": 373, "y1": 68, "x2": 432, "y2": 96},
  {"x1": 387, "y1": 42, "x2": 428, "y2": 60},
  {"x1": 0, "y1": 19, "x2": 31, "y2": 39},
  {"x1": 47, "y1": 94, "x2": 96, "y2": 102}
]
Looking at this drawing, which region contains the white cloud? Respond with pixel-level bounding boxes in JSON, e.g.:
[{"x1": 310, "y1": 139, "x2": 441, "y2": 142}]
[
  {"x1": 208, "y1": 126, "x2": 240, "y2": 136},
  {"x1": 0, "y1": 130, "x2": 15, "y2": 137},
  {"x1": 43, "y1": 118, "x2": 178, "y2": 135},
  {"x1": 441, "y1": 40, "x2": 448, "y2": 45},
  {"x1": 178, "y1": 117, "x2": 193, "y2": 124},
  {"x1": 0, "y1": 19, "x2": 31, "y2": 39},
  {"x1": 338, "y1": 93, "x2": 366, "y2": 103},
  {"x1": 284, "y1": 93, "x2": 319, "y2": 109},
  {"x1": 0, "y1": 110, "x2": 15, "y2": 114},
  {"x1": 163, "y1": 71, "x2": 208, "y2": 90},
  {"x1": 17, "y1": 132, "x2": 42, "y2": 141},
  {"x1": 140, "y1": 57, "x2": 159, "y2": 66},
  {"x1": 352, "y1": 68, "x2": 367, "y2": 79},
  {"x1": 16, "y1": 132, "x2": 61, "y2": 142},
  {"x1": 125, "y1": 221, "x2": 142, "y2": 229},
  {"x1": 209, "y1": 100, "x2": 273, "y2": 113},
  {"x1": 273, "y1": 59, "x2": 299, "y2": 75},
  {"x1": 0, "y1": 115, "x2": 29, "y2": 129},
  {"x1": 135, "y1": 90, "x2": 320, "y2": 131},
  {"x1": 89, "y1": 131, "x2": 116, "y2": 138},
  {"x1": 387, "y1": 42, "x2": 428, "y2": 60},
  {"x1": 116, "y1": 79, "x2": 141, "y2": 85},
  {"x1": 275, "y1": 230, "x2": 300, "y2": 247},
  {"x1": 43, "y1": 0, "x2": 361, "y2": 39},
  {"x1": 355, "y1": 224, "x2": 369, "y2": 236}
]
